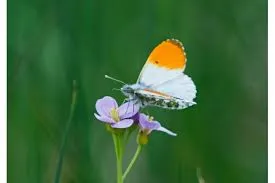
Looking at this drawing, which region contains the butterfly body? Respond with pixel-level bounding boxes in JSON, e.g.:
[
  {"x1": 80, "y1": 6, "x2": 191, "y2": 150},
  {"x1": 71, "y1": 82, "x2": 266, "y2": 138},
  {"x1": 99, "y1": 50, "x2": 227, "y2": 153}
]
[{"x1": 119, "y1": 38, "x2": 197, "y2": 110}]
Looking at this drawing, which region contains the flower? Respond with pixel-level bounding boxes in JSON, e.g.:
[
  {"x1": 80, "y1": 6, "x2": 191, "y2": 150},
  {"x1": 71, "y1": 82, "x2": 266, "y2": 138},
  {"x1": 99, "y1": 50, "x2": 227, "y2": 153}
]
[
  {"x1": 94, "y1": 96, "x2": 139, "y2": 128},
  {"x1": 138, "y1": 113, "x2": 177, "y2": 136}
]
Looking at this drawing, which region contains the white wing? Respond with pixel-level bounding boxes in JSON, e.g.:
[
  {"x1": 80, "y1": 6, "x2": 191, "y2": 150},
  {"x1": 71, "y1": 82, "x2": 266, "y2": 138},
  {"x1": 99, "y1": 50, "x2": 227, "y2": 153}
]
[
  {"x1": 137, "y1": 63, "x2": 184, "y2": 87},
  {"x1": 151, "y1": 73, "x2": 197, "y2": 102}
]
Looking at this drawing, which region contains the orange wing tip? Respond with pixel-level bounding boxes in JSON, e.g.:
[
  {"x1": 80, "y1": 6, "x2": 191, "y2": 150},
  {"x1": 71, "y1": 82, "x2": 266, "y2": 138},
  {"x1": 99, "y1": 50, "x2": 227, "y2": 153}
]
[
  {"x1": 147, "y1": 38, "x2": 187, "y2": 69},
  {"x1": 166, "y1": 38, "x2": 184, "y2": 50},
  {"x1": 166, "y1": 38, "x2": 187, "y2": 57}
]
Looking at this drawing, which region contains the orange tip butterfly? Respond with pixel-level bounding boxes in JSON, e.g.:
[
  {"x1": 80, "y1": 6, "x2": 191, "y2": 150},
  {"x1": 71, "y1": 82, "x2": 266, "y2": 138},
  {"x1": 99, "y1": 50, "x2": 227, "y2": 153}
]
[{"x1": 105, "y1": 38, "x2": 197, "y2": 110}]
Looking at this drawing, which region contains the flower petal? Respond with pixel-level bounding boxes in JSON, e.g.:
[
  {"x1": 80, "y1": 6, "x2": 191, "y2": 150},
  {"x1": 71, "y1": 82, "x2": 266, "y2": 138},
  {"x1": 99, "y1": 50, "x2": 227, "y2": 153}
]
[
  {"x1": 94, "y1": 113, "x2": 115, "y2": 123},
  {"x1": 118, "y1": 101, "x2": 140, "y2": 119},
  {"x1": 156, "y1": 126, "x2": 177, "y2": 136},
  {"x1": 131, "y1": 113, "x2": 140, "y2": 123},
  {"x1": 111, "y1": 119, "x2": 134, "y2": 128},
  {"x1": 138, "y1": 113, "x2": 160, "y2": 130},
  {"x1": 138, "y1": 113, "x2": 149, "y2": 129},
  {"x1": 95, "y1": 96, "x2": 118, "y2": 117}
]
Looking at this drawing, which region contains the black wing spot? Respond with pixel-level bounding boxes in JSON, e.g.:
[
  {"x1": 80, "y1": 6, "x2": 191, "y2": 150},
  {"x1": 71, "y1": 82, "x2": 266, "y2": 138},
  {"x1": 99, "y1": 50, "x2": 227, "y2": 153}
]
[
  {"x1": 154, "y1": 60, "x2": 159, "y2": 64},
  {"x1": 167, "y1": 102, "x2": 173, "y2": 108}
]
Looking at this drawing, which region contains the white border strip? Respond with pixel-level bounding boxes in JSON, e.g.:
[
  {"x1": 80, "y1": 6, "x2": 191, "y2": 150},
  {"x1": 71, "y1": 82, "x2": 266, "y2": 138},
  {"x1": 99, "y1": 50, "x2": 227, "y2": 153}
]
[
  {"x1": 1, "y1": 0, "x2": 7, "y2": 182},
  {"x1": 268, "y1": 0, "x2": 274, "y2": 182}
]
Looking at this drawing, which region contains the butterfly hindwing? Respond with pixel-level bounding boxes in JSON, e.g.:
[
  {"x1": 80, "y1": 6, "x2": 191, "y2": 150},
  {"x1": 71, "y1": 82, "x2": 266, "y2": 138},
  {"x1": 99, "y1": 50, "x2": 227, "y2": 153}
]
[{"x1": 135, "y1": 89, "x2": 195, "y2": 110}]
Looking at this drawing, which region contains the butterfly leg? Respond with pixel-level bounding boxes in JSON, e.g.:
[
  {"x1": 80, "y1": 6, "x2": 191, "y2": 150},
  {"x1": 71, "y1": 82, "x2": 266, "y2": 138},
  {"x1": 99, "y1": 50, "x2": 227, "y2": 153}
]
[{"x1": 125, "y1": 98, "x2": 142, "y2": 115}]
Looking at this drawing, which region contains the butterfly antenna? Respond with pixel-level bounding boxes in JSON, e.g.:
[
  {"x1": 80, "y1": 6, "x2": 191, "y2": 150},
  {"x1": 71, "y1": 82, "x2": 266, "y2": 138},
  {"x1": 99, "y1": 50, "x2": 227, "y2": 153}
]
[
  {"x1": 105, "y1": 75, "x2": 126, "y2": 85},
  {"x1": 112, "y1": 88, "x2": 121, "y2": 91}
]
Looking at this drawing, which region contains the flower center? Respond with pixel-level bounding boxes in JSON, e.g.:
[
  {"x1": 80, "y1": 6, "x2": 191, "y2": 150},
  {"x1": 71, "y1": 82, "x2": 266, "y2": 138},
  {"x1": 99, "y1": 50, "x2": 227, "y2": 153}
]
[
  {"x1": 148, "y1": 116, "x2": 154, "y2": 122},
  {"x1": 110, "y1": 108, "x2": 120, "y2": 122}
]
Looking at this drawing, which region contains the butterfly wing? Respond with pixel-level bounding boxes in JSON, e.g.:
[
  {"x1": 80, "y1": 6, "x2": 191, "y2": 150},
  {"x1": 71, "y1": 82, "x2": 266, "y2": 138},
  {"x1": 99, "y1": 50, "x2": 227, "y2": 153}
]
[
  {"x1": 137, "y1": 39, "x2": 187, "y2": 87},
  {"x1": 151, "y1": 73, "x2": 196, "y2": 102},
  {"x1": 135, "y1": 86, "x2": 195, "y2": 110}
]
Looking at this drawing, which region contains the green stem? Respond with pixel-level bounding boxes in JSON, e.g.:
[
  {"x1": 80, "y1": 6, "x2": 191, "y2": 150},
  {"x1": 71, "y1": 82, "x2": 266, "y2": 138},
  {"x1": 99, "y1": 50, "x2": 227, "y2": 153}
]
[
  {"x1": 54, "y1": 80, "x2": 77, "y2": 183},
  {"x1": 196, "y1": 167, "x2": 206, "y2": 183},
  {"x1": 112, "y1": 133, "x2": 123, "y2": 183},
  {"x1": 122, "y1": 145, "x2": 142, "y2": 181},
  {"x1": 112, "y1": 134, "x2": 119, "y2": 156}
]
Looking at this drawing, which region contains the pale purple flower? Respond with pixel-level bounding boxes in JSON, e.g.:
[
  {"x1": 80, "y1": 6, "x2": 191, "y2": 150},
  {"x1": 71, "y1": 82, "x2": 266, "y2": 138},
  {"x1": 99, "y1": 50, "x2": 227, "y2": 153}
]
[
  {"x1": 94, "y1": 96, "x2": 139, "y2": 128},
  {"x1": 138, "y1": 113, "x2": 177, "y2": 136}
]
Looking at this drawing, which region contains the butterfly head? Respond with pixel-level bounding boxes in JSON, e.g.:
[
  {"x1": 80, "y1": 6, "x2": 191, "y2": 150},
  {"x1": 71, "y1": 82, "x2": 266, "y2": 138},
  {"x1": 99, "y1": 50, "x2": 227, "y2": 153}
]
[{"x1": 121, "y1": 84, "x2": 135, "y2": 98}]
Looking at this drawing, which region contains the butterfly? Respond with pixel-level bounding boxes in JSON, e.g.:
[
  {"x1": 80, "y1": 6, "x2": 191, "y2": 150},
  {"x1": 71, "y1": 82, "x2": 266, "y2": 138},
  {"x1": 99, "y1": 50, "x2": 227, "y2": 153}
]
[{"x1": 106, "y1": 38, "x2": 197, "y2": 110}]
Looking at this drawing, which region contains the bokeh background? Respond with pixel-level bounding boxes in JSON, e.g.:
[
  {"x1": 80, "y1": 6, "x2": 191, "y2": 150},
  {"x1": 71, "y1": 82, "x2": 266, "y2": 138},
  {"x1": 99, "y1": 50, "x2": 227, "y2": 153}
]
[{"x1": 8, "y1": 0, "x2": 267, "y2": 182}]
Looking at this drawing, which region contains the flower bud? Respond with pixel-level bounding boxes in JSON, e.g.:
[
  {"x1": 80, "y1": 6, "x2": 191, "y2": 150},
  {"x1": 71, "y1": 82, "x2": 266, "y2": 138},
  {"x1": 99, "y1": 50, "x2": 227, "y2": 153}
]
[{"x1": 137, "y1": 131, "x2": 148, "y2": 145}]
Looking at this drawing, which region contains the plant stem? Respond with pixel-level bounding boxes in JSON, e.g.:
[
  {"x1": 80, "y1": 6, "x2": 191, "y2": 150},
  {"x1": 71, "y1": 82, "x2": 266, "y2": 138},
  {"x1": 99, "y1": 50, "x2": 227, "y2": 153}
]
[
  {"x1": 112, "y1": 133, "x2": 123, "y2": 183},
  {"x1": 54, "y1": 80, "x2": 77, "y2": 183},
  {"x1": 196, "y1": 167, "x2": 206, "y2": 183},
  {"x1": 117, "y1": 152, "x2": 123, "y2": 183},
  {"x1": 122, "y1": 145, "x2": 142, "y2": 181},
  {"x1": 112, "y1": 133, "x2": 119, "y2": 159}
]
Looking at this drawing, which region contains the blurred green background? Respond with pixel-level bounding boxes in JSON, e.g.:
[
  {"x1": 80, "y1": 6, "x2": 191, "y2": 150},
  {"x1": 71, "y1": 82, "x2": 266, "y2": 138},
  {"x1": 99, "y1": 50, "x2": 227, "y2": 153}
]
[{"x1": 8, "y1": 0, "x2": 267, "y2": 182}]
